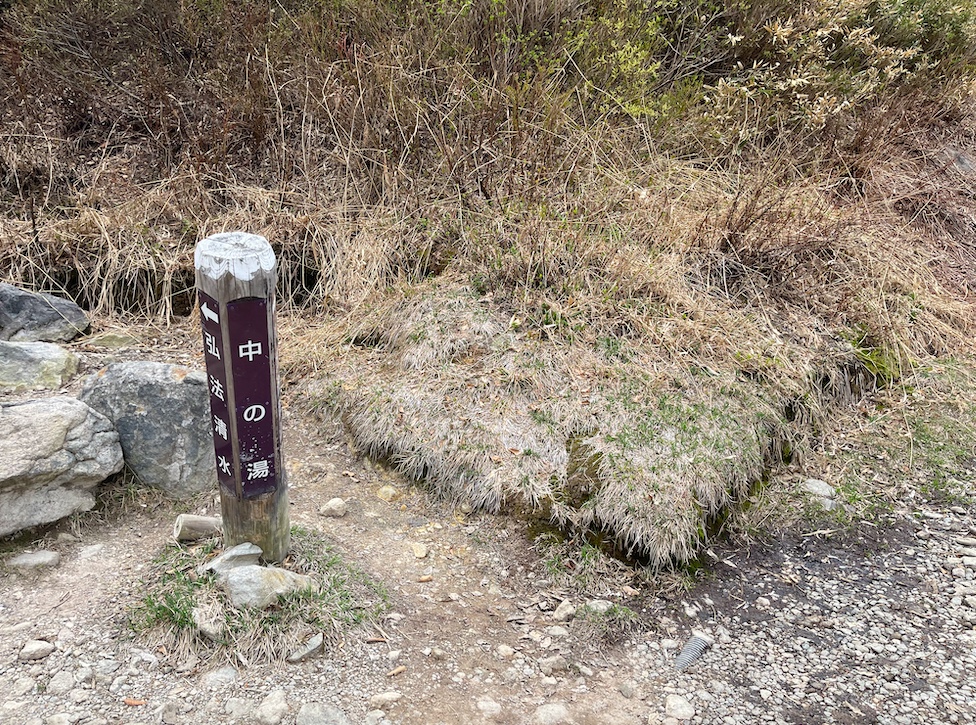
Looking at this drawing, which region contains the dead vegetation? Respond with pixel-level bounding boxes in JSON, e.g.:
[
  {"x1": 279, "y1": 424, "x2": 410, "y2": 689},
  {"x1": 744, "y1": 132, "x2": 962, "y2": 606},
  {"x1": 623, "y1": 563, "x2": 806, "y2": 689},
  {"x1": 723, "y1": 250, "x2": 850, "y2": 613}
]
[{"x1": 2, "y1": 0, "x2": 976, "y2": 564}]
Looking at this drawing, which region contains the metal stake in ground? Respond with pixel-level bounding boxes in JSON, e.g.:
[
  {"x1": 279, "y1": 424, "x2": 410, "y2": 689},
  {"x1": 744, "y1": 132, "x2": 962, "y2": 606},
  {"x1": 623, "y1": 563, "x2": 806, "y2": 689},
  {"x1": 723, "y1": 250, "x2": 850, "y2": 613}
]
[{"x1": 194, "y1": 232, "x2": 289, "y2": 562}]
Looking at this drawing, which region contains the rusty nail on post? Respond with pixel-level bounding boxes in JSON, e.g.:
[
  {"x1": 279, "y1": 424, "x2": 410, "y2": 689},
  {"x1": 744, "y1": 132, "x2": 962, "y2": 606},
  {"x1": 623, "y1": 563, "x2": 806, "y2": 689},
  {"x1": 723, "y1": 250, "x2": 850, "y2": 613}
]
[{"x1": 194, "y1": 232, "x2": 290, "y2": 562}]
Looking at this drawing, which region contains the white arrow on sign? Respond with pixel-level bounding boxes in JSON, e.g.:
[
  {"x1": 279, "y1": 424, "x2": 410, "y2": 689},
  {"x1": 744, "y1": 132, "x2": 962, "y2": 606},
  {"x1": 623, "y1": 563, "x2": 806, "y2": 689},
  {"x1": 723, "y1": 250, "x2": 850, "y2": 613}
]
[{"x1": 201, "y1": 302, "x2": 219, "y2": 324}]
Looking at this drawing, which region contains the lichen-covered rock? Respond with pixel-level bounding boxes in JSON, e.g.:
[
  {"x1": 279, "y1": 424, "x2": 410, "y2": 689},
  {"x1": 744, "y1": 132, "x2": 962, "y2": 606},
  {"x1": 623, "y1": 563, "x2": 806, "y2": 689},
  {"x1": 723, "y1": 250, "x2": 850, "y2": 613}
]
[
  {"x1": 0, "y1": 283, "x2": 89, "y2": 342},
  {"x1": 79, "y1": 361, "x2": 215, "y2": 497},
  {"x1": 0, "y1": 398, "x2": 123, "y2": 538},
  {"x1": 0, "y1": 341, "x2": 78, "y2": 392},
  {"x1": 221, "y1": 565, "x2": 317, "y2": 608}
]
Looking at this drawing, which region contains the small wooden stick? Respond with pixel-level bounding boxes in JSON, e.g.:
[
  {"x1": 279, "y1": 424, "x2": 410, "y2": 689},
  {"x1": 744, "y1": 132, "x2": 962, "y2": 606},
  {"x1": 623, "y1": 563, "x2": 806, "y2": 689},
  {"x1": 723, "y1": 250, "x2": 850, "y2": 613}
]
[{"x1": 173, "y1": 514, "x2": 222, "y2": 542}]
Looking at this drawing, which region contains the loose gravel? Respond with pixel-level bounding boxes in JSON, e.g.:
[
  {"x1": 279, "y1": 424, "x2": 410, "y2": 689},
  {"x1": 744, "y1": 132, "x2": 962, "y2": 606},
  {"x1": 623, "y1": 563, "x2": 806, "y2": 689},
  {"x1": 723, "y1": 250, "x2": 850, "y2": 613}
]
[{"x1": 2, "y1": 450, "x2": 974, "y2": 724}]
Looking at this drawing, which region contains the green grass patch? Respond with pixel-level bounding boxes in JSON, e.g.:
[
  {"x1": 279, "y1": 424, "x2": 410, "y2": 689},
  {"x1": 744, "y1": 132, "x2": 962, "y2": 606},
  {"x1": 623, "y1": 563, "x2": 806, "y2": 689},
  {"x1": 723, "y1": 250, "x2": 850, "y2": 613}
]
[
  {"x1": 128, "y1": 525, "x2": 390, "y2": 663},
  {"x1": 812, "y1": 357, "x2": 976, "y2": 517}
]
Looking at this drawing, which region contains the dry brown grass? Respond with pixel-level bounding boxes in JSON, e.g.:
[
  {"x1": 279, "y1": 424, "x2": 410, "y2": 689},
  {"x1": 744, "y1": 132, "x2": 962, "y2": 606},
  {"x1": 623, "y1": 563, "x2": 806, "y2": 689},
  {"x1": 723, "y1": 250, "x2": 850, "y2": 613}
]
[
  {"x1": 2, "y1": 1, "x2": 976, "y2": 564},
  {"x1": 288, "y1": 137, "x2": 975, "y2": 565}
]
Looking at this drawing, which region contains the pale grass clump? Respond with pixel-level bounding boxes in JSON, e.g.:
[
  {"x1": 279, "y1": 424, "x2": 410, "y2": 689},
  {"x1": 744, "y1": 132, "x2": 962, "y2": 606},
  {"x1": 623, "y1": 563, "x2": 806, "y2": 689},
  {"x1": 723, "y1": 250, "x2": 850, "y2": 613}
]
[
  {"x1": 305, "y1": 282, "x2": 781, "y2": 563},
  {"x1": 128, "y1": 527, "x2": 388, "y2": 664},
  {"x1": 293, "y1": 144, "x2": 974, "y2": 564}
]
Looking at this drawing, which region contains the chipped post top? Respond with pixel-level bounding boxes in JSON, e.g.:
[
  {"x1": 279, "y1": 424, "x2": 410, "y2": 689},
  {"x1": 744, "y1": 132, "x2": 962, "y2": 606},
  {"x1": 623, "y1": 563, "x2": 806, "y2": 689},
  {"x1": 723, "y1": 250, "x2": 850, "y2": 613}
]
[{"x1": 194, "y1": 233, "x2": 277, "y2": 301}]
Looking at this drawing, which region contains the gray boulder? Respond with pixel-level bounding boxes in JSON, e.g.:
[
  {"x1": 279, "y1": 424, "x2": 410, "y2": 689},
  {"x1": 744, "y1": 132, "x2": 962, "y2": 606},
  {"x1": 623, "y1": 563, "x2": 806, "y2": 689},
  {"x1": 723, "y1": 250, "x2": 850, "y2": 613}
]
[
  {"x1": 0, "y1": 283, "x2": 89, "y2": 342},
  {"x1": 79, "y1": 362, "x2": 215, "y2": 497},
  {"x1": 0, "y1": 398, "x2": 123, "y2": 538},
  {"x1": 0, "y1": 341, "x2": 78, "y2": 392}
]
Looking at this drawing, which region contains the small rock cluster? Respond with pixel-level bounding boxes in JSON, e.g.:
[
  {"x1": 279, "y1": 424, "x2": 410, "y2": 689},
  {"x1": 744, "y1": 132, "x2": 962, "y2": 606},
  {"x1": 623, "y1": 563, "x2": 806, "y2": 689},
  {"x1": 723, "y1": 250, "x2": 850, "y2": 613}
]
[{"x1": 0, "y1": 284, "x2": 215, "y2": 538}]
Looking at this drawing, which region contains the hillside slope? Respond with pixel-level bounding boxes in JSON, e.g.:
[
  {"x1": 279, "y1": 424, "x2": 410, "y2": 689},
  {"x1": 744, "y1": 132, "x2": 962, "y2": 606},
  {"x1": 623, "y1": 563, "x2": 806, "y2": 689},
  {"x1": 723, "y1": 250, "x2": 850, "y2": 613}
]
[{"x1": 2, "y1": 0, "x2": 975, "y2": 562}]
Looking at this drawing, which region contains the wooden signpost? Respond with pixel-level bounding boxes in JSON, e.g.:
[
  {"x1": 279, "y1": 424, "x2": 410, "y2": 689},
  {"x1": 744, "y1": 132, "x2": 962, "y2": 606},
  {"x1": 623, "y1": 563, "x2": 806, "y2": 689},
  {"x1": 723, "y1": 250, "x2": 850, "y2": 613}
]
[{"x1": 194, "y1": 232, "x2": 289, "y2": 562}]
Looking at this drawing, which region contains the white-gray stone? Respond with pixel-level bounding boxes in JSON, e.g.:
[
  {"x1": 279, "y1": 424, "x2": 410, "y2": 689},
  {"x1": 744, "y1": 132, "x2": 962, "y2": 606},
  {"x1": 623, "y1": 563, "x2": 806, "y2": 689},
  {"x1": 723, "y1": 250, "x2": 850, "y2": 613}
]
[
  {"x1": 12, "y1": 678, "x2": 35, "y2": 696},
  {"x1": 296, "y1": 702, "x2": 354, "y2": 725},
  {"x1": 287, "y1": 633, "x2": 325, "y2": 663},
  {"x1": 0, "y1": 398, "x2": 123, "y2": 538},
  {"x1": 7, "y1": 550, "x2": 61, "y2": 569},
  {"x1": 221, "y1": 565, "x2": 317, "y2": 609},
  {"x1": 192, "y1": 607, "x2": 222, "y2": 641},
  {"x1": 0, "y1": 341, "x2": 78, "y2": 392},
  {"x1": 582, "y1": 599, "x2": 613, "y2": 615},
  {"x1": 476, "y1": 697, "x2": 503, "y2": 718},
  {"x1": 0, "y1": 283, "x2": 89, "y2": 343},
  {"x1": 533, "y1": 702, "x2": 571, "y2": 724},
  {"x1": 85, "y1": 332, "x2": 139, "y2": 349},
  {"x1": 368, "y1": 692, "x2": 402, "y2": 710},
  {"x1": 77, "y1": 544, "x2": 104, "y2": 559},
  {"x1": 539, "y1": 655, "x2": 569, "y2": 675},
  {"x1": 157, "y1": 700, "x2": 180, "y2": 725},
  {"x1": 224, "y1": 697, "x2": 252, "y2": 718},
  {"x1": 665, "y1": 694, "x2": 695, "y2": 720},
  {"x1": 255, "y1": 690, "x2": 289, "y2": 725},
  {"x1": 318, "y1": 498, "x2": 348, "y2": 518},
  {"x1": 552, "y1": 599, "x2": 576, "y2": 622},
  {"x1": 802, "y1": 478, "x2": 836, "y2": 499},
  {"x1": 200, "y1": 665, "x2": 238, "y2": 689},
  {"x1": 46, "y1": 670, "x2": 75, "y2": 695},
  {"x1": 199, "y1": 542, "x2": 263, "y2": 576},
  {"x1": 19, "y1": 640, "x2": 56, "y2": 661},
  {"x1": 79, "y1": 361, "x2": 215, "y2": 497}
]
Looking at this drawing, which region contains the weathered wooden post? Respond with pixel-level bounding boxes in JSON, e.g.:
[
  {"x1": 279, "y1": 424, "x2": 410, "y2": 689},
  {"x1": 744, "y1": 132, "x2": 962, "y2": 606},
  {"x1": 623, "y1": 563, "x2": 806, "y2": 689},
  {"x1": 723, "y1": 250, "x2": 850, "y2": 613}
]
[{"x1": 194, "y1": 232, "x2": 289, "y2": 562}]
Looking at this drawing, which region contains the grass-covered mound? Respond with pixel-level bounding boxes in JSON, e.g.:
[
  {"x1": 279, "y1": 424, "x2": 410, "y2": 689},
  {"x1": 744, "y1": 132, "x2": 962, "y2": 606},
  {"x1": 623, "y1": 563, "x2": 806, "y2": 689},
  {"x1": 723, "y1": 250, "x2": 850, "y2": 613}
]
[{"x1": 2, "y1": 0, "x2": 975, "y2": 563}]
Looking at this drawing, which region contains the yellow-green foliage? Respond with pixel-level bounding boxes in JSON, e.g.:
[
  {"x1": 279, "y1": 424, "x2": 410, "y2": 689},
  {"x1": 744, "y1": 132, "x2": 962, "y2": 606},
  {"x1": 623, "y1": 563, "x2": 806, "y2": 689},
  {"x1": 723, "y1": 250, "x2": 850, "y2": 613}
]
[{"x1": 706, "y1": 0, "x2": 976, "y2": 136}]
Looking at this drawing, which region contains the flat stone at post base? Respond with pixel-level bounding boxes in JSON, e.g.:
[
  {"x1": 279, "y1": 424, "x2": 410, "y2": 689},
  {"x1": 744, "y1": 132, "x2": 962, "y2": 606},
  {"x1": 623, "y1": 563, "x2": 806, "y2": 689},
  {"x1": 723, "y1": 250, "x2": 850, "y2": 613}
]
[
  {"x1": 221, "y1": 564, "x2": 317, "y2": 609},
  {"x1": 198, "y1": 542, "x2": 263, "y2": 576}
]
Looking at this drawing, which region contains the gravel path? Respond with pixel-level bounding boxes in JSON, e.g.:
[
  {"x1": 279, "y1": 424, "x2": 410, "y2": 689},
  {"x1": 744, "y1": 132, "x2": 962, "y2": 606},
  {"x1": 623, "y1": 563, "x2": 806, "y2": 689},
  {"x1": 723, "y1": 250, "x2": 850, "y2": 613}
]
[
  {"x1": 2, "y1": 448, "x2": 974, "y2": 725},
  {"x1": 628, "y1": 504, "x2": 976, "y2": 724}
]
